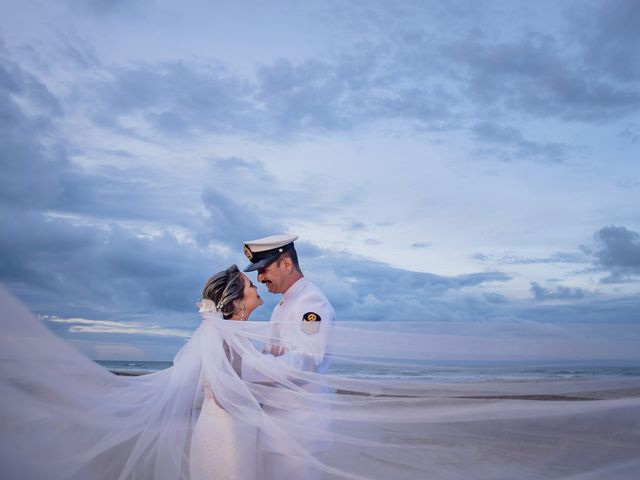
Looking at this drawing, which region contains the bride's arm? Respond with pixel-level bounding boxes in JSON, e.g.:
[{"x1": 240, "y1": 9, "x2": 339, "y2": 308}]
[
  {"x1": 202, "y1": 381, "x2": 226, "y2": 409},
  {"x1": 223, "y1": 340, "x2": 243, "y2": 377}
]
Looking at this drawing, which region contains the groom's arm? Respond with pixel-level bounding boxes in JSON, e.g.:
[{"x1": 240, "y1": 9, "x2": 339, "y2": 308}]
[
  {"x1": 269, "y1": 291, "x2": 335, "y2": 373},
  {"x1": 240, "y1": 299, "x2": 334, "y2": 382}
]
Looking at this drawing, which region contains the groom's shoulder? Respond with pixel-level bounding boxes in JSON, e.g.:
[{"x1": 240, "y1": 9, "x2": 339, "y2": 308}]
[
  {"x1": 298, "y1": 279, "x2": 334, "y2": 314},
  {"x1": 300, "y1": 278, "x2": 327, "y2": 299}
]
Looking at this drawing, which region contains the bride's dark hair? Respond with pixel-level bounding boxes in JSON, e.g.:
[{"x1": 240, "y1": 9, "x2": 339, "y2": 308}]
[{"x1": 201, "y1": 265, "x2": 244, "y2": 319}]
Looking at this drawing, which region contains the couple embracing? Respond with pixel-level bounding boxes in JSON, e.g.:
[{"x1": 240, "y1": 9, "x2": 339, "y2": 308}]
[
  {"x1": 0, "y1": 233, "x2": 335, "y2": 480},
  {"x1": 189, "y1": 234, "x2": 335, "y2": 480}
]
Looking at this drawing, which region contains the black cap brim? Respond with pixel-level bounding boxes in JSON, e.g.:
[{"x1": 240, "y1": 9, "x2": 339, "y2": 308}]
[{"x1": 243, "y1": 252, "x2": 280, "y2": 272}]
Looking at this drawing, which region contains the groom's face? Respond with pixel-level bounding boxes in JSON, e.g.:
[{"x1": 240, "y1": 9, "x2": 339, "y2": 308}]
[{"x1": 257, "y1": 259, "x2": 287, "y2": 294}]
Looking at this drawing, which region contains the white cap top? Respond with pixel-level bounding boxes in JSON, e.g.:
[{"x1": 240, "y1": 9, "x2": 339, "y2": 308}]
[{"x1": 243, "y1": 234, "x2": 299, "y2": 253}]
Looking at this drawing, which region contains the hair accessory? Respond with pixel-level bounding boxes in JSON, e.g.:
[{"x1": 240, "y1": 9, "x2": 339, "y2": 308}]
[{"x1": 196, "y1": 299, "x2": 216, "y2": 313}]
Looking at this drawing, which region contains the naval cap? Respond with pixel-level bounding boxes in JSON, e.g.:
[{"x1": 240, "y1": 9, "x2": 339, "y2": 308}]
[{"x1": 242, "y1": 234, "x2": 299, "y2": 272}]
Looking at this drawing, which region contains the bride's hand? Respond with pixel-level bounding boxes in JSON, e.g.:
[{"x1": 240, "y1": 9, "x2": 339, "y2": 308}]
[{"x1": 270, "y1": 345, "x2": 287, "y2": 357}]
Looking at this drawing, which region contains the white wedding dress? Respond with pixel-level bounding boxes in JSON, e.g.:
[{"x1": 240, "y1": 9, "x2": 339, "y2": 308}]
[
  {"x1": 0, "y1": 287, "x2": 265, "y2": 480},
  {"x1": 189, "y1": 394, "x2": 258, "y2": 480}
]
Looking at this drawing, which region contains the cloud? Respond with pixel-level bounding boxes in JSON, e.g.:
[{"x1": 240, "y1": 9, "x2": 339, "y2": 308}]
[
  {"x1": 483, "y1": 292, "x2": 508, "y2": 304},
  {"x1": 69, "y1": 0, "x2": 147, "y2": 16},
  {"x1": 56, "y1": 31, "x2": 100, "y2": 69},
  {"x1": 619, "y1": 125, "x2": 640, "y2": 144},
  {"x1": 449, "y1": 31, "x2": 640, "y2": 121},
  {"x1": 2, "y1": 92, "x2": 184, "y2": 226},
  {"x1": 473, "y1": 251, "x2": 588, "y2": 265},
  {"x1": 346, "y1": 221, "x2": 366, "y2": 231},
  {"x1": 0, "y1": 56, "x2": 67, "y2": 210},
  {"x1": 198, "y1": 156, "x2": 362, "y2": 248},
  {"x1": 615, "y1": 179, "x2": 639, "y2": 190},
  {"x1": 255, "y1": 58, "x2": 353, "y2": 135},
  {"x1": 7, "y1": 0, "x2": 639, "y2": 152},
  {"x1": 472, "y1": 121, "x2": 569, "y2": 163},
  {"x1": 53, "y1": 165, "x2": 190, "y2": 222},
  {"x1": 335, "y1": 258, "x2": 510, "y2": 295},
  {"x1": 68, "y1": 37, "x2": 456, "y2": 140},
  {"x1": 43, "y1": 315, "x2": 191, "y2": 337},
  {"x1": 324, "y1": 1, "x2": 640, "y2": 126},
  {"x1": 1, "y1": 48, "x2": 180, "y2": 224},
  {"x1": 298, "y1": 251, "x2": 512, "y2": 321},
  {"x1": 86, "y1": 60, "x2": 254, "y2": 137},
  {"x1": 0, "y1": 210, "x2": 216, "y2": 315},
  {"x1": 0, "y1": 52, "x2": 222, "y2": 320},
  {"x1": 571, "y1": 0, "x2": 640, "y2": 83},
  {"x1": 318, "y1": 1, "x2": 640, "y2": 126},
  {"x1": 84, "y1": 56, "x2": 365, "y2": 139},
  {"x1": 520, "y1": 294, "x2": 640, "y2": 325},
  {"x1": 197, "y1": 157, "x2": 304, "y2": 249},
  {"x1": 200, "y1": 186, "x2": 279, "y2": 249},
  {"x1": 254, "y1": 47, "x2": 455, "y2": 135},
  {"x1": 0, "y1": 46, "x2": 61, "y2": 115},
  {"x1": 530, "y1": 282, "x2": 587, "y2": 301},
  {"x1": 590, "y1": 225, "x2": 640, "y2": 283}
]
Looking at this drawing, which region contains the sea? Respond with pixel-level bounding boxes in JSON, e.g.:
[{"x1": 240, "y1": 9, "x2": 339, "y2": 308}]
[{"x1": 96, "y1": 360, "x2": 640, "y2": 383}]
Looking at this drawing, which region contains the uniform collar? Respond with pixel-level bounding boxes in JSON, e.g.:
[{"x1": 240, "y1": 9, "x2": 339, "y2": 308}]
[{"x1": 282, "y1": 276, "x2": 307, "y2": 301}]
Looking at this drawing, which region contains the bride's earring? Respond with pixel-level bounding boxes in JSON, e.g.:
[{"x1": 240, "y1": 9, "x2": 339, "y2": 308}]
[{"x1": 241, "y1": 304, "x2": 246, "y2": 321}]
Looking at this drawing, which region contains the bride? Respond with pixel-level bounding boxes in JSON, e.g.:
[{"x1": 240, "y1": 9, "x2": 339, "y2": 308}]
[
  {"x1": 189, "y1": 265, "x2": 263, "y2": 480},
  {"x1": 0, "y1": 264, "x2": 291, "y2": 480}
]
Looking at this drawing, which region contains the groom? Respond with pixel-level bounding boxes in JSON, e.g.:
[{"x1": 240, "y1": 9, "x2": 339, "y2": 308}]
[{"x1": 243, "y1": 234, "x2": 334, "y2": 480}]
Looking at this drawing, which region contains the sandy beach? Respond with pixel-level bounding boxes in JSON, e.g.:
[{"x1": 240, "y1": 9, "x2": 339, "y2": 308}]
[
  {"x1": 110, "y1": 367, "x2": 640, "y2": 479},
  {"x1": 321, "y1": 379, "x2": 640, "y2": 479}
]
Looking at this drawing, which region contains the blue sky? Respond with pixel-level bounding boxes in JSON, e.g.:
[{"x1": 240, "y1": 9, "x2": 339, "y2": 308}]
[{"x1": 1, "y1": 0, "x2": 639, "y2": 360}]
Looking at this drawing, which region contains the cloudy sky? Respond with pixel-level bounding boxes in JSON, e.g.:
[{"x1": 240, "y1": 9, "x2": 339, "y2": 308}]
[{"x1": 1, "y1": 0, "x2": 639, "y2": 360}]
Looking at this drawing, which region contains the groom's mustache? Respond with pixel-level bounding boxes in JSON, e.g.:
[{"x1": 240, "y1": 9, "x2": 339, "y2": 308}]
[{"x1": 260, "y1": 279, "x2": 275, "y2": 291}]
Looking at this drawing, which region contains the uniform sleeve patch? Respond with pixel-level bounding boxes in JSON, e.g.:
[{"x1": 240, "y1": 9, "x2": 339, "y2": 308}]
[
  {"x1": 303, "y1": 312, "x2": 321, "y2": 322},
  {"x1": 301, "y1": 312, "x2": 321, "y2": 335}
]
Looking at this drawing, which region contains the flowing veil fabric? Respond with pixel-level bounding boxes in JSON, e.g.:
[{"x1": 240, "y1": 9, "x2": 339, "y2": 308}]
[{"x1": 2, "y1": 285, "x2": 640, "y2": 480}]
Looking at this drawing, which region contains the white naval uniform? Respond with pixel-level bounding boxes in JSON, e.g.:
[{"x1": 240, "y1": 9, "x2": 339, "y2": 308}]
[
  {"x1": 260, "y1": 277, "x2": 335, "y2": 480},
  {"x1": 266, "y1": 277, "x2": 334, "y2": 375}
]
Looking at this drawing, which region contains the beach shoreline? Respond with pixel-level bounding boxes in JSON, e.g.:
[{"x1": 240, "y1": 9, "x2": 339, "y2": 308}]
[{"x1": 109, "y1": 368, "x2": 640, "y2": 401}]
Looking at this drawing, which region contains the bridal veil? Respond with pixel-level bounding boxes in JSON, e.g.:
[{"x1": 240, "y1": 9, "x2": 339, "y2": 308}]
[{"x1": 2, "y1": 286, "x2": 640, "y2": 479}]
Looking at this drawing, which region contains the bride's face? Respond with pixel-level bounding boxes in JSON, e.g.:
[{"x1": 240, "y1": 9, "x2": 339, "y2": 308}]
[{"x1": 239, "y1": 273, "x2": 263, "y2": 319}]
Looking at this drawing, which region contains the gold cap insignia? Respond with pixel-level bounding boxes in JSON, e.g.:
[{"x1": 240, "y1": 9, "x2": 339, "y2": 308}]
[{"x1": 243, "y1": 245, "x2": 253, "y2": 260}]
